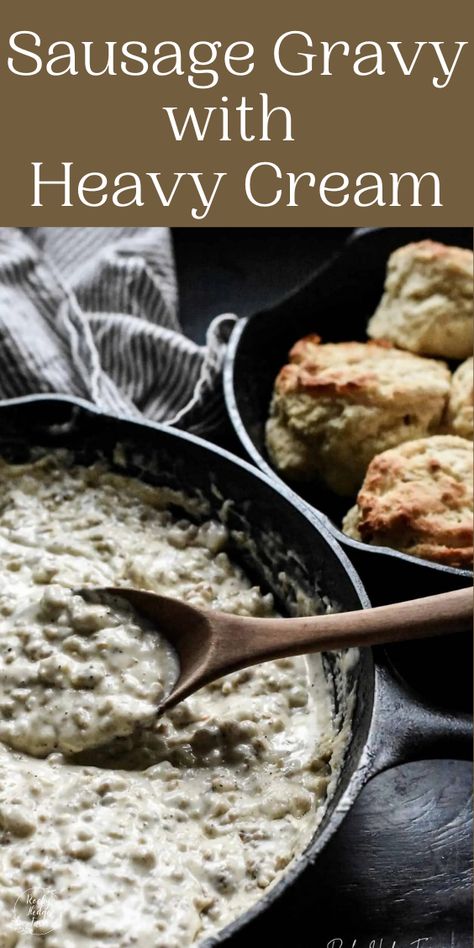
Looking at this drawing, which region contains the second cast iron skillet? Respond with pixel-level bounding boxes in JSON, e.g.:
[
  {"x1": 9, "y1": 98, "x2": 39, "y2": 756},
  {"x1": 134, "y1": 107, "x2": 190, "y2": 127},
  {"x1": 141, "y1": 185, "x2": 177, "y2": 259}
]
[
  {"x1": 224, "y1": 226, "x2": 473, "y2": 607},
  {"x1": 0, "y1": 394, "x2": 471, "y2": 948}
]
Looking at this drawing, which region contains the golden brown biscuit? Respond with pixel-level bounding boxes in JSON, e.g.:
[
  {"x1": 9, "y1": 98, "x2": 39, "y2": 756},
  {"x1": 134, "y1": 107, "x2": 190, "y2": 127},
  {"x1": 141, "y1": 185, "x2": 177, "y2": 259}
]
[
  {"x1": 265, "y1": 338, "x2": 450, "y2": 495},
  {"x1": 342, "y1": 435, "x2": 473, "y2": 568},
  {"x1": 446, "y1": 356, "x2": 473, "y2": 440},
  {"x1": 367, "y1": 240, "x2": 473, "y2": 360}
]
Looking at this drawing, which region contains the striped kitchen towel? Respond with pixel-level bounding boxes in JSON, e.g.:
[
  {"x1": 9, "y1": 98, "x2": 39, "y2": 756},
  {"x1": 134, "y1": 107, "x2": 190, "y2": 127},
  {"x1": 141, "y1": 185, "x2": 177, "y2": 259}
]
[{"x1": 0, "y1": 228, "x2": 235, "y2": 434}]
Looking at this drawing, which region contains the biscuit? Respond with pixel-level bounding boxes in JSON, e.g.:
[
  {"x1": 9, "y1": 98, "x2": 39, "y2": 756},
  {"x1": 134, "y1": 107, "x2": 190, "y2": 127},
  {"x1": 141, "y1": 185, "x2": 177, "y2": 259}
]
[
  {"x1": 446, "y1": 357, "x2": 473, "y2": 440},
  {"x1": 367, "y1": 240, "x2": 473, "y2": 360},
  {"x1": 265, "y1": 337, "x2": 451, "y2": 495},
  {"x1": 342, "y1": 435, "x2": 473, "y2": 568}
]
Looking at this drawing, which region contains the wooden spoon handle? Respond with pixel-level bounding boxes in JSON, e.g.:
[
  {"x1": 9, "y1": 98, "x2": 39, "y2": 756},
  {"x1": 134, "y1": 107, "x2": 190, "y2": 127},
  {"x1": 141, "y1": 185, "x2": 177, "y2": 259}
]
[{"x1": 214, "y1": 587, "x2": 473, "y2": 673}]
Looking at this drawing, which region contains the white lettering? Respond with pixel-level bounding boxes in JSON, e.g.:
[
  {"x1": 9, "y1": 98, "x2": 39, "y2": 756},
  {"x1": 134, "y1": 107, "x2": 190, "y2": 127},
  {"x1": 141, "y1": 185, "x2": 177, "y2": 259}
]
[
  {"x1": 121, "y1": 41, "x2": 149, "y2": 76},
  {"x1": 319, "y1": 173, "x2": 349, "y2": 206},
  {"x1": 388, "y1": 41, "x2": 426, "y2": 76},
  {"x1": 287, "y1": 171, "x2": 315, "y2": 206},
  {"x1": 245, "y1": 162, "x2": 282, "y2": 206},
  {"x1": 354, "y1": 172, "x2": 386, "y2": 206},
  {"x1": 188, "y1": 41, "x2": 222, "y2": 88},
  {"x1": 390, "y1": 171, "x2": 442, "y2": 206},
  {"x1": 77, "y1": 172, "x2": 108, "y2": 206},
  {"x1": 189, "y1": 172, "x2": 227, "y2": 220},
  {"x1": 145, "y1": 172, "x2": 187, "y2": 207},
  {"x1": 321, "y1": 41, "x2": 350, "y2": 76},
  {"x1": 46, "y1": 42, "x2": 77, "y2": 76},
  {"x1": 152, "y1": 42, "x2": 184, "y2": 78},
  {"x1": 354, "y1": 42, "x2": 385, "y2": 76},
  {"x1": 8, "y1": 31, "x2": 42, "y2": 76},
  {"x1": 430, "y1": 40, "x2": 467, "y2": 88},
  {"x1": 83, "y1": 40, "x2": 117, "y2": 77},
  {"x1": 31, "y1": 162, "x2": 73, "y2": 207},
  {"x1": 163, "y1": 106, "x2": 216, "y2": 142},
  {"x1": 260, "y1": 92, "x2": 294, "y2": 142},
  {"x1": 274, "y1": 31, "x2": 316, "y2": 76},
  {"x1": 224, "y1": 42, "x2": 254, "y2": 76},
  {"x1": 112, "y1": 172, "x2": 144, "y2": 206}
]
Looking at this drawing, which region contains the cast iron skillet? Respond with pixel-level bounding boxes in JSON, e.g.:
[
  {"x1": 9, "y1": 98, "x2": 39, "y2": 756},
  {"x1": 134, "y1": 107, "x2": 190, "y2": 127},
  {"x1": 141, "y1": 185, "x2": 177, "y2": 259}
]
[
  {"x1": 223, "y1": 227, "x2": 473, "y2": 607},
  {"x1": 0, "y1": 395, "x2": 471, "y2": 948}
]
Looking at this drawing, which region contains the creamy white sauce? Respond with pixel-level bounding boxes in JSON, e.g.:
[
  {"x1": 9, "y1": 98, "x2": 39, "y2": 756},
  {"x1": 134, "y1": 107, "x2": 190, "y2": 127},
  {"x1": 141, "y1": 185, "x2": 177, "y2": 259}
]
[
  {"x1": 0, "y1": 585, "x2": 178, "y2": 756},
  {"x1": 0, "y1": 454, "x2": 341, "y2": 947}
]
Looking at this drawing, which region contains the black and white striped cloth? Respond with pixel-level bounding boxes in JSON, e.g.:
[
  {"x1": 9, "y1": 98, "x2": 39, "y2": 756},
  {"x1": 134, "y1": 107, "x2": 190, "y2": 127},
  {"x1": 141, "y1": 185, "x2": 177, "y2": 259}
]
[{"x1": 0, "y1": 228, "x2": 235, "y2": 434}]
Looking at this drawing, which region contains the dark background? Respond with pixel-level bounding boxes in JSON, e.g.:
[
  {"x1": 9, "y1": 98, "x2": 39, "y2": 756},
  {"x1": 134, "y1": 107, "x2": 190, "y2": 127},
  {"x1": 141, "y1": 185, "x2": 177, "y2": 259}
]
[
  {"x1": 175, "y1": 228, "x2": 352, "y2": 344},
  {"x1": 173, "y1": 227, "x2": 473, "y2": 948}
]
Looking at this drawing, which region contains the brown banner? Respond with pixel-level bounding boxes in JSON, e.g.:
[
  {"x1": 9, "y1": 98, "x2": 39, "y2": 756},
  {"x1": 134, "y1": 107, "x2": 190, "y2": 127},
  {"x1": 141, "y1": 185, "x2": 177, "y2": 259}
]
[{"x1": 1, "y1": 0, "x2": 472, "y2": 224}]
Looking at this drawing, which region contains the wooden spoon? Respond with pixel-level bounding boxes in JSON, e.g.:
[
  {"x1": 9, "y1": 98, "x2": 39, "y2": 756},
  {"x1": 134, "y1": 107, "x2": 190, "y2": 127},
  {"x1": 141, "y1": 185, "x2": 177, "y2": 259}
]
[{"x1": 87, "y1": 586, "x2": 472, "y2": 714}]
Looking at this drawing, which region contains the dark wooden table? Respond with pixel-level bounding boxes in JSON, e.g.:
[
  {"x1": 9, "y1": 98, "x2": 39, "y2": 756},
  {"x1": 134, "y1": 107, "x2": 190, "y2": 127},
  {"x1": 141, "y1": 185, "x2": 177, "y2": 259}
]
[{"x1": 173, "y1": 228, "x2": 473, "y2": 948}]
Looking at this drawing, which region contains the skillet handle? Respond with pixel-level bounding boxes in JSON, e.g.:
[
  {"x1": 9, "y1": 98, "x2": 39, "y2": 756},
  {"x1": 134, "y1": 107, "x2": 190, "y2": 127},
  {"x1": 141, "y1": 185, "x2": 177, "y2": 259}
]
[
  {"x1": 337, "y1": 534, "x2": 473, "y2": 607},
  {"x1": 365, "y1": 661, "x2": 472, "y2": 781}
]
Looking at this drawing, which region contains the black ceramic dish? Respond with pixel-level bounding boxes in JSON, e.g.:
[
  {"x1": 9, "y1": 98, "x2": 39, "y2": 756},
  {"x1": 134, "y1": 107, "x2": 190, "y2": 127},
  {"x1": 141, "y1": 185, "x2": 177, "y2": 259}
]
[
  {"x1": 0, "y1": 394, "x2": 471, "y2": 947},
  {"x1": 224, "y1": 227, "x2": 473, "y2": 608}
]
